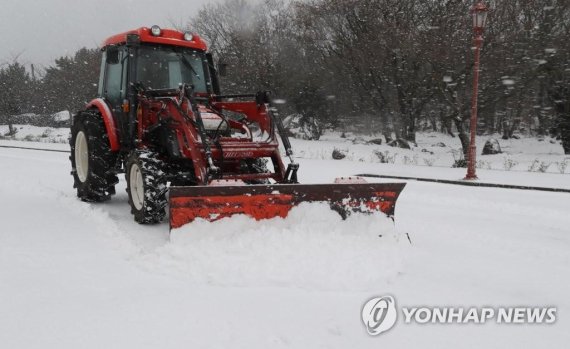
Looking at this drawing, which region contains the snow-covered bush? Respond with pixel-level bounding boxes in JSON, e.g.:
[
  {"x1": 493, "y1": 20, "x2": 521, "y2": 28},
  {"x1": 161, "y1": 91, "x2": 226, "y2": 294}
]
[
  {"x1": 537, "y1": 162, "x2": 551, "y2": 173},
  {"x1": 555, "y1": 160, "x2": 568, "y2": 174},
  {"x1": 452, "y1": 159, "x2": 467, "y2": 168},
  {"x1": 282, "y1": 114, "x2": 321, "y2": 140},
  {"x1": 476, "y1": 160, "x2": 491, "y2": 170},
  {"x1": 423, "y1": 157, "x2": 436, "y2": 166},
  {"x1": 451, "y1": 149, "x2": 466, "y2": 168},
  {"x1": 374, "y1": 150, "x2": 397, "y2": 164},
  {"x1": 528, "y1": 159, "x2": 540, "y2": 172},
  {"x1": 387, "y1": 138, "x2": 412, "y2": 149},
  {"x1": 23, "y1": 134, "x2": 37, "y2": 142},
  {"x1": 41, "y1": 128, "x2": 53, "y2": 138},
  {"x1": 403, "y1": 154, "x2": 418, "y2": 166},
  {"x1": 502, "y1": 157, "x2": 518, "y2": 171},
  {"x1": 527, "y1": 159, "x2": 550, "y2": 172}
]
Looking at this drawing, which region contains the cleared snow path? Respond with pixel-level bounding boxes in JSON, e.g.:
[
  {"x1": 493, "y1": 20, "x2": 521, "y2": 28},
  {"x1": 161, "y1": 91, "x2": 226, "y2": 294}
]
[{"x1": 1, "y1": 144, "x2": 569, "y2": 348}]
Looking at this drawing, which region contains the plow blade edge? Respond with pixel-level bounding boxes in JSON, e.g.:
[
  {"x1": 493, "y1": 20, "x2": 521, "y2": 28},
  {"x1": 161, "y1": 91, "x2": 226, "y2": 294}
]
[{"x1": 169, "y1": 182, "x2": 406, "y2": 229}]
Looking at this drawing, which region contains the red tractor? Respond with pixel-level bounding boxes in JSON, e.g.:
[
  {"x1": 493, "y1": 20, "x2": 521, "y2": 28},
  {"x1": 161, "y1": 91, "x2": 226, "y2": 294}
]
[{"x1": 69, "y1": 26, "x2": 404, "y2": 229}]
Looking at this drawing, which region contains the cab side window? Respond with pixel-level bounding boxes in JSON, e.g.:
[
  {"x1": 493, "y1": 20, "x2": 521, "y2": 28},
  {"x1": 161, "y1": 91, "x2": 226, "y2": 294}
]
[{"x1": 104, "y1": 48, "x2": 127, "y2": 106}]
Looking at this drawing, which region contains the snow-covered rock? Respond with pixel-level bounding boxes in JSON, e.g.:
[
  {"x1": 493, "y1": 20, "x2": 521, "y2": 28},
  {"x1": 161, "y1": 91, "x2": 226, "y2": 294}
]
[{"x1": 482, "y1": 138, "x2": 502, "y2": 155}]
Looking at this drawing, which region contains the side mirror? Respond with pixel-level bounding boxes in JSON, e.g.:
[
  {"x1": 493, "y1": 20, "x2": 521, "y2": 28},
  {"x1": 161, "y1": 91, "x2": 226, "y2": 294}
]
[
  {"x1": 206, "y1": 53, "x2": 221, "y2": 95},
  {"x1": 106, "y1": 46, "x2": 120, "y2": 65},
  {"x1": 218, "y1": 60, "x2": 228, "y2": 77}
]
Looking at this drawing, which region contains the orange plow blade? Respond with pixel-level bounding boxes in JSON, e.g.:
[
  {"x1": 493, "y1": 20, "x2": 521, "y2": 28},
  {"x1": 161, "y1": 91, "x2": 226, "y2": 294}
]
[{"x1": 169, "y1": 182, "x2": 406, "y2": 230}]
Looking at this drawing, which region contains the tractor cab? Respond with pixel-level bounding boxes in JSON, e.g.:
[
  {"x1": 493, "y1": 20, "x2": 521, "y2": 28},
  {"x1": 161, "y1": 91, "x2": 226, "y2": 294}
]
[
  {"x1": 99, "y1": 26, "x2": 217, "y2": 96},
  {"x1": 97, "y1": 26, "x2": 233, "y2": 149}
]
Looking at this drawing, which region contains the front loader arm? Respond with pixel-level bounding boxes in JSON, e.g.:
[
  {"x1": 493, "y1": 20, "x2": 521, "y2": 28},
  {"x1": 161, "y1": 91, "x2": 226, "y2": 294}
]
[{"x1": 210, "y1": 91, "x2": 299, "y2": 183}]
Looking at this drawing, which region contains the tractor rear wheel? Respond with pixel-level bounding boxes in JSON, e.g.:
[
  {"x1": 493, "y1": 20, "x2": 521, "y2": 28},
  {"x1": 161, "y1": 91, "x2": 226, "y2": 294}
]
[
  {"x1": 69, "y1": 110, "x2": 118, "y2": 202},
  {"x1": 126, "y1": 150, "x2": 168, "y2": 224}
]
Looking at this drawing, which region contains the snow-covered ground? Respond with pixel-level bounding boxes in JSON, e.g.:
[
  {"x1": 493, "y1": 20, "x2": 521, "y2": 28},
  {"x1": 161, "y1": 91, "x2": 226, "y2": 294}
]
[
  {"x1": 3, "y1": 124, "x2": 569, "y2": 173},
  {"x1": 1, "y1": 137, "x2": 569, "y2": 348},
  {"x1": 0, "y1": 124, "x2": 69, "y2": 144},
  {"x1": 297, "y1": 131, "x2": 569, "y2": 174}
]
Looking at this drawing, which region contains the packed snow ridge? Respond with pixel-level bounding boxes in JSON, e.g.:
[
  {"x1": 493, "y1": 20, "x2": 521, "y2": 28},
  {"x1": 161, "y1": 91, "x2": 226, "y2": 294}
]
[{"x1": 144, "y1": 203, "x2": 409, "y2": 291}]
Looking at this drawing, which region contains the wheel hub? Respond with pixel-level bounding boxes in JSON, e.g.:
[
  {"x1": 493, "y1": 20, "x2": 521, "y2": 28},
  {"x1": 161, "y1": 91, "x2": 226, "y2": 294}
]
[
  {"x1": 130, "y1": 163, "x2": 144, "y2": 210},
  {"x1": 75, "y1": 131, "x2": 89, "y2": 182}
]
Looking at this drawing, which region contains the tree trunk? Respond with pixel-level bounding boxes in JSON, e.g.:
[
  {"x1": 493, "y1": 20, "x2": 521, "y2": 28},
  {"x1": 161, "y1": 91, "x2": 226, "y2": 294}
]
[
  {"x1": 562, "y1": 133, "x2": 570, "y2": 154},
  {"x1": 483, "y1": 100, "x2": 497, "y2": 135},
  {"x1": 402, "y1": 113, "x2": 416, "y2": 142},
  {"x1": 535, "y1": 81, "x2": 547, "y2": 137},
  {"x1": 430, "y1": 112, "x2": 438, "y2": 132},
  {"x1": 442, "y1": 111, "x2": 455, "y2": 137},
  {"x1": 7, "y1": 114, "x2": 16, "y2": 137},
  {"x1": 453, "y1": 116, "x2": 470, "y2": 159},
  {"x1": 535, "y1": 108, "x2": 547, "y2": 137},
  {"x1": 557, "y1": 103, "x2": 570, "y2": 155},
  {"x1": 383, "y1": 131, "x2": 393, "y2": 143},
  {"x1": 380, "y1": 111, "x2": 393, "y2": 143},
  {"x1": 509, "y1": 119, "x2": 521, "y2": 138},
  {"x1": 502, "y1": 120, "x2": 510, "y2": 140}
]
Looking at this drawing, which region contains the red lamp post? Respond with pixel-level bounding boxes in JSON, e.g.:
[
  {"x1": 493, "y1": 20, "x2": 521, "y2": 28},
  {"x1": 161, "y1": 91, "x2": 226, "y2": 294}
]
[{"x1": 464, "y1": 1, "x2": 489, "y2": 180}]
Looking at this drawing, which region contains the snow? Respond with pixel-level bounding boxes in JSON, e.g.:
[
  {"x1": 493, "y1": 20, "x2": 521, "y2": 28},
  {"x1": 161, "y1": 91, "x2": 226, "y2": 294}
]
[
  {"x1": 302, "y1": 158, "x2": 570, "y2": 189},
  {"x1": 1, "y1": 135, "x2": 569, "y2": 348},
  {"x1": 0, "y1": 124, "x2": 69, "y2": 144},
  {"x1": 163, "y1": 204, "x2": 406, "y2": 290},
  {"x1": 294, "y1": 131, "x2": 569, "y2": 175},
  {"x1": 52, "y1": 110, "x2": 71, "y2": 122},
  {"x1": 3, "y1": 125, "x2": 569, "y2": 174}
]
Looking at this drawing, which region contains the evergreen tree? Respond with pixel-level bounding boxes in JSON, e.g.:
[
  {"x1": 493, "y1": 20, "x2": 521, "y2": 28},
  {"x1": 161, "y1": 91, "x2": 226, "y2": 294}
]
[{"x1": 41, "y1": 47, "x2": 101, "y2": 113}]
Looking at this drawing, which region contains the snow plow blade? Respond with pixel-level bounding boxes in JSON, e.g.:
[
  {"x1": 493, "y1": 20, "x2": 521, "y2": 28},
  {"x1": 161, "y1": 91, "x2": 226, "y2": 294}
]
[{"x1": 169, "y1": 180, "x2": 406, "y2": 229}]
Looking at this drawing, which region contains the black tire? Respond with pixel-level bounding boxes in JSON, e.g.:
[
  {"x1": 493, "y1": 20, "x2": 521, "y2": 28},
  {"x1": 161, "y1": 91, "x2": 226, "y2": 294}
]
[
  {"x1": 69, "y1": 110, "x2": 118, "y2": 202},
  {"x1": 125, "y1": 150, "x2": 168, "y2": 224}
]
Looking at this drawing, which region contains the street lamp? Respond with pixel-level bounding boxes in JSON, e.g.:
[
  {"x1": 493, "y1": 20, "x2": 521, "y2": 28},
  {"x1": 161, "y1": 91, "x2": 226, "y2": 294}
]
[{"x1": 464, "y1": 1, "x2": 489, "y2": 180}]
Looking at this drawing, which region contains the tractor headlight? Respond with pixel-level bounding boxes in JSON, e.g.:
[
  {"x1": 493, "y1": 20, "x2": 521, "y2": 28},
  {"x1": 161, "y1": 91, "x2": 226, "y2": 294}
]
[
  {"x1": 183, "y1": 32, "x2": 194, "y2": 41},
  {"x1": 150, "y1": 25, "x2": 162, "y2": 36}
]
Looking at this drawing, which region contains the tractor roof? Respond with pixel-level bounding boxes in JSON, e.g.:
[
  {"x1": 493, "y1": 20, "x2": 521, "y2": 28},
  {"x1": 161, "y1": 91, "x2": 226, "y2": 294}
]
[{"x1": 102, "y1": 27, "x2": 208, "y2": 51}]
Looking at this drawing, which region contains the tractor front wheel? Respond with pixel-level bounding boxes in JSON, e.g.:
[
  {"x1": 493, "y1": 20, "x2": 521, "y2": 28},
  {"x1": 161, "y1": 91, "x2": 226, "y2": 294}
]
[
  {"x1": 126, "y1": 150, "x2": 168, "y2": 224},
  {"x1": 69, "y1": 110, "x2": 118, "y2": 202}
]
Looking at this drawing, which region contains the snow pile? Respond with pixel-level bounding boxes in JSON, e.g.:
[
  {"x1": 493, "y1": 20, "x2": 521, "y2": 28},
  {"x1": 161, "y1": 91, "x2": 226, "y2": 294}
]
[
  {"x1": 0, "y1": 124, "x2": 69, "y2": 143},
  {"x1": 52, "y1": 110, "x2": 71, "y2": 122},
  {"x1": 142, "y1": 203, "x2": 409, "y2": 291}
]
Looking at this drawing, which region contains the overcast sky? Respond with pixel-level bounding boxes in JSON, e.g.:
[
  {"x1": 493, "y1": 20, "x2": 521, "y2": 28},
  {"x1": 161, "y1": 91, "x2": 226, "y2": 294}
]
[{"x1": 0, "y1": 0, "x2": 209, "y2": 68}]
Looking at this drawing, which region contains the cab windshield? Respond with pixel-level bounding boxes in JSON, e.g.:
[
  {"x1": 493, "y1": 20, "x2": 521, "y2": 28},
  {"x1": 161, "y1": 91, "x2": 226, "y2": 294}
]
[{"x1": 136, "y1": 45, "x2": 209, "y2": 93}]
